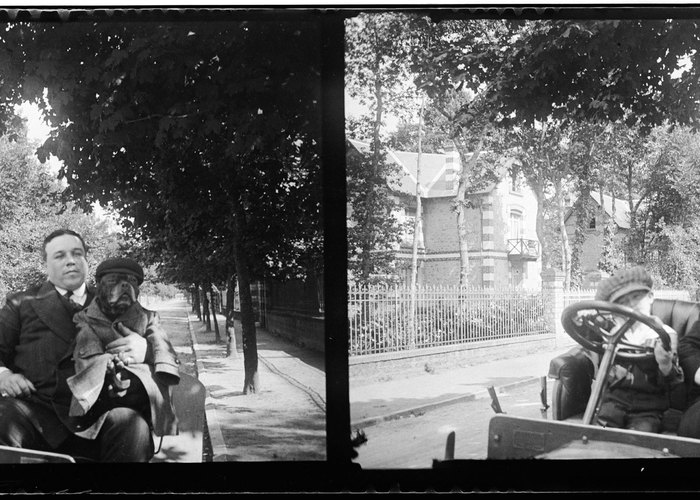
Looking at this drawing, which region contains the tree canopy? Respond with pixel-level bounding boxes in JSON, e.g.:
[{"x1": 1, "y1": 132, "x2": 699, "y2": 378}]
[
  {"x1": 0, "y1": 16, "x2": 324, "y2": 393},
  {"x1": 418, "y1": 18, "x2": 700, "y2": 130}
]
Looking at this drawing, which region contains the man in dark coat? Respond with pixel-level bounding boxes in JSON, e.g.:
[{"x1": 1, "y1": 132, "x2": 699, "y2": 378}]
[{"x1": 0, "y1": 229, "x2": 154, "y2": 462}]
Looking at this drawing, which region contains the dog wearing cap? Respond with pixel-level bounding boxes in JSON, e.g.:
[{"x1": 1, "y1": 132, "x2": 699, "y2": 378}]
[
  {"x1": 65, "y1": 257, "x2": 180, "y2": 440},
  {"x1": 593, "y1": 266, "x2": 684, "y2": 433}
]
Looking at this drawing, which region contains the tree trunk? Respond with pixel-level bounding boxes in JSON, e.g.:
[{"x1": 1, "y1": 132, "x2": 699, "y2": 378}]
[
  {"x1": 625, "y1": 161, "x2": 641, "y2": 264},
  {"x1": 235, "y1": 246, "x2": 258, "y2": 394},
  {"x1": 231, "y1": 203, "x2": 259, "y2": 394},
  {"x1": 409, "y1": 95, "x2": 424, "y2": 347},
  {"x1": 454, "y1": 133, "x2": 485, "y2": 287},
  {"x1": 202, "y1": 285, "x2": 211, "y2": 331},
  {"x1": 571, "y1": 187, "x2": 593, "y2": 288},
  {"x1": 193, "y1": 283, "x2": 202, "y2": 320},
  {"x1": 359, "y1": 23, "x2": 385, "y2": 283},
  {"x1": 209, "y1": 287, "x2": 221, "y2": 343},
  {"x1": 225, "y1": 276, "x2": 238, "y2": 359},
  {"x1": 555, "y1": 178, "x2": 572, "y2": 290},
  {"x1": 533, "y1": 167, "x2": 546, "y2": 270}
]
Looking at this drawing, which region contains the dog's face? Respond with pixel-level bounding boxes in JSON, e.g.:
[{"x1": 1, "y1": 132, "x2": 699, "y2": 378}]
[{"x1": 97, "y1": 272, "x2": 140, "y2": 319}]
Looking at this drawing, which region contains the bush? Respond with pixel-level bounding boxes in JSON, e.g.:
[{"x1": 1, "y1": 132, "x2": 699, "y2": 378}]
[
  {"x1": 349, "y1": 287, "x2": 548, "y2": 355},
  {"x1": 139, "y1": 280, "x2": 181, "y2": 301}
]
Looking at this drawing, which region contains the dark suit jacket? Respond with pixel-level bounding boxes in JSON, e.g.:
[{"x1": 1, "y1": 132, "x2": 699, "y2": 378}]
[{"x1": 0, "y1": 281, "x2": 95, "y2": 448}]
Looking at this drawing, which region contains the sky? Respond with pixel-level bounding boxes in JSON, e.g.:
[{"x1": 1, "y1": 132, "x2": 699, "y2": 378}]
[
  {"x1": 17, "y1": 101, "x2": 51, "y2": 144},
  {"x1": 16, "y1": 101, "x2": 121, "y2": 231},
  {"x1": 17, "y1": 101, "x2": 62, "y2": 175}
]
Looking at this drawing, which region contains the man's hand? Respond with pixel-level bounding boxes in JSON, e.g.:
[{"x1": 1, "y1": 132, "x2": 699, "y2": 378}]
[
  {"x1": 0, "y1": 370, "x2": 36, "y2": 398},
  {"x1": 106, "y1": 355, "x2": 131, "y2": 397},
  {"x1": 106, "y1": 323, "x2": 147, "y2": 365}
]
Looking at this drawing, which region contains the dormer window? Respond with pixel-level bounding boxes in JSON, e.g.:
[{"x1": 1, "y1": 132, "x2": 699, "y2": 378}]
[{"x1": 511, "y1": 174, "x2": 523, "y2": 193}]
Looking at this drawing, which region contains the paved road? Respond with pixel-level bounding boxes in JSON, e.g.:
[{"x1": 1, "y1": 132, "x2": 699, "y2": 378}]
[{"x1": 353, "y1": 379, "x2": 548, "y2": 468}]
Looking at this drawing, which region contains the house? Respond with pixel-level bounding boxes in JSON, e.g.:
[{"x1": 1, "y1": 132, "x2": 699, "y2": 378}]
[
  {"x1": 564, "y1": 191, "x2": 633, "y2": 287},
  {"x1": 347, "y1": 139, "x2": 542, "y2": 288}
]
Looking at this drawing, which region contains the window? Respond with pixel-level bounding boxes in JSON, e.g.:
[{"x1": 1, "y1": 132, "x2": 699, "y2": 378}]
[
  {"x1": 509, "y1": 210, "x2": 524, "y2": 239},
  {"x1": 589, "y1": 217, "x2": 596, "y2": 229}
]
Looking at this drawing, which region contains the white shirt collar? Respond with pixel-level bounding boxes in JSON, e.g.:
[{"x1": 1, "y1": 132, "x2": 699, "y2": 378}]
[{"x1": 53, "y1": 282, "x2": 87, "y2": 305}]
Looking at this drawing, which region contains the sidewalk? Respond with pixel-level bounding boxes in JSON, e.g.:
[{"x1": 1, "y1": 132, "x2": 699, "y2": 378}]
[
  {"x1": 350, "y1": 344, "x2": 576, "y2": 429},
  {"x1": 146, "y1": 298, "x2": 326, "y2": 462},
  {"x1": 151, "y1": 298, "x2": 575, "y2": 460}
]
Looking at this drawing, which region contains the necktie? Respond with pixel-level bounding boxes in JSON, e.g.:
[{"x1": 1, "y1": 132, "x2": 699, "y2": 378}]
[{"x1": 64, "y1": 290, "x2": 83, "y2": 312}]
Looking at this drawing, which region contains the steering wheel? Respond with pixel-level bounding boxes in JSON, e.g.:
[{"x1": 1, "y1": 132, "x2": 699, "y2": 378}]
[{"x1": 561, "y1": 300, "x2": 671, "y2": 362}]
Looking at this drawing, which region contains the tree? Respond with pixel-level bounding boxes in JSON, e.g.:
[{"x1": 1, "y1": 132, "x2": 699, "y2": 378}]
[
  {"x1": 506, "y1": 121, "x2": 576, "y2": 287},
  {"x1": 345, "y1": 12, "x2": 418, "y2": 284},
  {"x1": 387, "y1": 120, "x2": 444, "y2": 153},
  {"x1": 410, "y1": 17, "x2": 510, "y2": 285},
  {"x1": 0, "y1": 117, "x2": 122, "y2": 298},
  {"x1": 424, "y1": 18, "x2": 700, "y2": 130},
  {"x1": 379, "y1": 15, "x2": 700, "y2": 290},
  {"x1": 5, "y1": 18, "x2": 323, "y2": 395}
]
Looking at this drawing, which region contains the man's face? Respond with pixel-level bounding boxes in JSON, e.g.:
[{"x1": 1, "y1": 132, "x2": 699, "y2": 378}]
[{"x1": 45, "y1": 234, "x2": 88, "y2": 291}]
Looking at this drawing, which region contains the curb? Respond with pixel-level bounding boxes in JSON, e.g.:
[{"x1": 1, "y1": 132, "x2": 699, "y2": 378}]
[
  {"x1": 351, "y1": 375, "x2": 543, "y2": 430},
  {"x1": 186, "y1": 312, "x2": 228, "y2": 462}
]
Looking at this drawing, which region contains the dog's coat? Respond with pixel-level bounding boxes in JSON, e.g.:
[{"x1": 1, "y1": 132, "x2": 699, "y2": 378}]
[{"x1": 66, "y1": 300, "x2": 180, "y2": 439}]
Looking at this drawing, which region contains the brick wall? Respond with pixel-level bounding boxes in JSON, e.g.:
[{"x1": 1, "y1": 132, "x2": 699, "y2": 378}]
[
  {"x1": 422, "y1": 197, "x2": 481, "y2": 253},
  {"x1": 423, "y1": 258, "x2": 479, "y2": 287},
  {"x1": 566, "y1": 213, "x2": 629, "y2": 274}
]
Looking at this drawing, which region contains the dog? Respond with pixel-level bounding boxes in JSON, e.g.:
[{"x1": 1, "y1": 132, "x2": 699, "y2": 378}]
[
  {"x1": 66, "y1": 258, "x2": 180, "y2": 439},
  {"x1": 95, "y1": 270, "x2": 143, "y2": 396}
]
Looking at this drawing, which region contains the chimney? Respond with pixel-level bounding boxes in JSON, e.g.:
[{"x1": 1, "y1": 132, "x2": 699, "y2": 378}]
[{"x1": 443, "y1": 140, "x2": 460, "y2": 192}]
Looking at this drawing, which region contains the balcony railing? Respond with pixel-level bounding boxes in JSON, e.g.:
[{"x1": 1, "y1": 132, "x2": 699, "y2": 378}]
[{"x1": 507, "y1": 238, "x2": 540, "y2": 261}]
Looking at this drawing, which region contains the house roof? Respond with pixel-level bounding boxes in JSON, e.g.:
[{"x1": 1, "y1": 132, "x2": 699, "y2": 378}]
[
  {"x1": 347, "y1": 138, "x2": 495, "y2": 198},
  {"x1": 566, "y1": 191, "x2": 636, "y2": 229}
]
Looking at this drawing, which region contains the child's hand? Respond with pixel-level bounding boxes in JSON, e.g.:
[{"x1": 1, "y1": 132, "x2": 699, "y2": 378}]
[
  {"x1": 653, "y1": 324, "x2": 677, "y2": 376},
  {"x1": 654, "y1": 339, "x2": 674, "y2": 375},
  {"x1": 662, "y1": 323, "x2": 679, "y2": 352},
  {"x1": 607, "y1": 364, "x2": 630, "y2": 385}
]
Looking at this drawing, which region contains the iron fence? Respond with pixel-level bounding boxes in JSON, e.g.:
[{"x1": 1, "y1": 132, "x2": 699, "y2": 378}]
[
  {"x1": 349, "y1": 285, "x2": 693, "y2": 357},
  {"x1": 348, "y1": 285, "x2": 549, "y2": 356}
]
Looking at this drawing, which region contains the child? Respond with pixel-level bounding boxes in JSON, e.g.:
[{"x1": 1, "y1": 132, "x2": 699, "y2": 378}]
[{"x1": 594, "y1": 266, "x2": 683, "y2": 433}]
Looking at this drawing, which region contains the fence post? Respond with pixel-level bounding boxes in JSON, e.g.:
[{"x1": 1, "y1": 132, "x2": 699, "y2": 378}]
[{"x1": 541, "y1": 268, "x2": 569, "y2": 348}]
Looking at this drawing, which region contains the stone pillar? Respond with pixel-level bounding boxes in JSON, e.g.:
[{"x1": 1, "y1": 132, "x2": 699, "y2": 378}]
[
  {"x1": 541, "y1": 268, "x2": 569, "y2": 347},
  {"x1": 481, "y1": 195, "x2": 495, "y2": 289}
]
